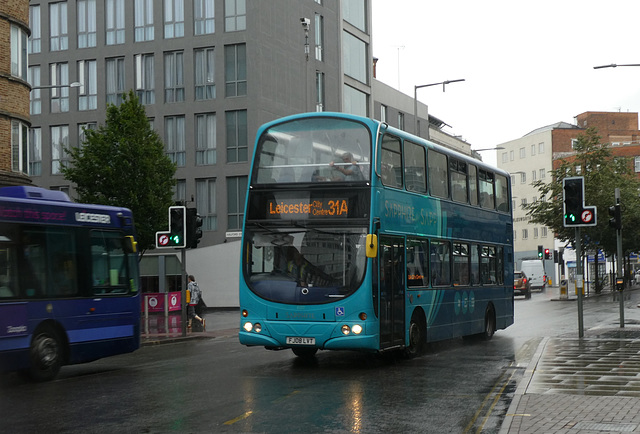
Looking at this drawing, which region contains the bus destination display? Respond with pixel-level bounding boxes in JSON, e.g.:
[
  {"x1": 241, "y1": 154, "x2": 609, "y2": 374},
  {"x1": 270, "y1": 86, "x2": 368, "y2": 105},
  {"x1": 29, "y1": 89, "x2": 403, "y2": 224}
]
[{"x1": 267, "y1": 197, "x2": 348, "y2": 219}]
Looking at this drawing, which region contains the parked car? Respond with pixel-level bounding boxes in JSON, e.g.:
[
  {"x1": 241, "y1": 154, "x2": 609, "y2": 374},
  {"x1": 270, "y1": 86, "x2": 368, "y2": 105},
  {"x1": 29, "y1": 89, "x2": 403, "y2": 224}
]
[{"x1": 514, "y1": 270, "x2": 531, "y2": 299}]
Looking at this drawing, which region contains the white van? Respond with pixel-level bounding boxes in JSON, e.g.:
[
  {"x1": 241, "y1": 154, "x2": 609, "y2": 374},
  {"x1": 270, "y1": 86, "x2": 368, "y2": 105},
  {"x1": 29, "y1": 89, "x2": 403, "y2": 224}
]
[{"x1": 521, "y1": 260, "x2": 547, "y2": 291}]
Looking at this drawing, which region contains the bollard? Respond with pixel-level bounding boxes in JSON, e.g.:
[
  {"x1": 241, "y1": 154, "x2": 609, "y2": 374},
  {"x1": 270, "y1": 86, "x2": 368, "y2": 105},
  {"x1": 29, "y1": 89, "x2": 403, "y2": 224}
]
[{"x1": 560, "y1": 279, "x2": 568, "y2": 300}]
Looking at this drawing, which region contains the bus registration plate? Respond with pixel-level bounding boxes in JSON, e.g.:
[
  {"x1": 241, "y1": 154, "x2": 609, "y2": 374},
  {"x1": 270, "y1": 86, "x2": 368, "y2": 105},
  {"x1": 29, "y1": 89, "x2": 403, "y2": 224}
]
[{"x1": 286, "y1": 336, "x2": 315, "y2": 345}]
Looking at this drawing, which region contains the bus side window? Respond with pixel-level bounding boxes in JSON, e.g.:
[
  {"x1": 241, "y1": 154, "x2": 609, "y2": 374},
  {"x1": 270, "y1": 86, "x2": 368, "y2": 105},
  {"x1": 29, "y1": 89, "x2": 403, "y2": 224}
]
[
  {"x1": 404, "y1": 141, "x2": 426, "y2": 193},
  {"x1": 380, "y1": 134, "x2": 402, "y2": 188},
  {"x1": 469, "y1": 164, "x2": 478, "y2": 206},
  {"x1": 428, "y1": 150, "x2": 449, "y2": 198},
  {"x1": 0, "y1": 228, "x2": 18, "y2": 298},
  {"x1": 91, "y1": 231, "x2": 129, "y2": 294}
]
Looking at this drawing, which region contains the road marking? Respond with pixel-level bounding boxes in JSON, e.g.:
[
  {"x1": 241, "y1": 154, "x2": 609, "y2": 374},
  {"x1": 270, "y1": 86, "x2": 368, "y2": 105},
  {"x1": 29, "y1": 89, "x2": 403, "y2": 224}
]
[
  {"x1": 224, "y1": 391, "x2": 300, "y2": 425},
  {"x1": 223, "y1": 411, "x2": 253, "y2": 425},
  {"x1": 463, "y1": 368, "x2": 516, "y2": 433}
]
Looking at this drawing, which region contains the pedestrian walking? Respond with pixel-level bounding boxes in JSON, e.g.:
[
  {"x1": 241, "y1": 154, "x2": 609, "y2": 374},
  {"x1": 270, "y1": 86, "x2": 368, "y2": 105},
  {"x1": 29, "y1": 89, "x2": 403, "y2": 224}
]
[{"x1": 187, "y1": 275, "x2": 205, "y2": 330}]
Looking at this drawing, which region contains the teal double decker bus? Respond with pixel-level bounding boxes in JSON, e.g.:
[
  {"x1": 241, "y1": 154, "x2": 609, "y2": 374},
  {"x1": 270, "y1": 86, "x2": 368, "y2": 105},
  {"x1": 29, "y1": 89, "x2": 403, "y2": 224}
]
[{"x1": 239, "y1": 113, "x2": 513, "y2": 358}]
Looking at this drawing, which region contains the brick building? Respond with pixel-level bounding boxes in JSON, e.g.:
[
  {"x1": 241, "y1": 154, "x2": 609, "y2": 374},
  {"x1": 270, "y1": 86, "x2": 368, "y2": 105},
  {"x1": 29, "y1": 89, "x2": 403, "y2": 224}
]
[{"x1": 1, "y1": 0, "x2": 32, "y2": 186}]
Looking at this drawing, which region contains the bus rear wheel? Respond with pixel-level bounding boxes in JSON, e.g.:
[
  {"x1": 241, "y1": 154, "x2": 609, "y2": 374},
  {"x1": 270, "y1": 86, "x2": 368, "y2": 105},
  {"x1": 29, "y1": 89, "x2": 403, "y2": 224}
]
[
  {"x1": 482, "y1": 308, "x2": 496, "y2": 341},
  {"x1": 28, "y1": 326, "x2": 63, "y2": 382},
  {"x1": 404, "y1": 315, "x2": 425, "y2": 358}
]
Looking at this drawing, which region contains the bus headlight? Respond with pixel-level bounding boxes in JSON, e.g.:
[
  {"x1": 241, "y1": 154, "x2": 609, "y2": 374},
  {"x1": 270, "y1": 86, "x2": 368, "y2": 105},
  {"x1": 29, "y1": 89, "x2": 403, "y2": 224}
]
[
  {"x1": 341, "y1": 325, "x2": 351, "y2": 335},
  {"x1": 243, "y1": 322, "x2": 253, "y2": 332},
  {"x1": 352, "y1": 324, "x2": 363, "y2": 335},
  {"x1": 254, "y1": 323, "x2": 262, "y2": 333}
]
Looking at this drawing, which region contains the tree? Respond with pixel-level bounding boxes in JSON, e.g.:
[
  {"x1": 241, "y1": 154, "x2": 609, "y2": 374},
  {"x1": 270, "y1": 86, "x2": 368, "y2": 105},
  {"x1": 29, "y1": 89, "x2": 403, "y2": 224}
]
[
  {"x1": 62, "y1": 91, "x2": 176, "y2": 254},
  {"x1": 524, "y1": 127, "x2": 640, "y2": 267}
]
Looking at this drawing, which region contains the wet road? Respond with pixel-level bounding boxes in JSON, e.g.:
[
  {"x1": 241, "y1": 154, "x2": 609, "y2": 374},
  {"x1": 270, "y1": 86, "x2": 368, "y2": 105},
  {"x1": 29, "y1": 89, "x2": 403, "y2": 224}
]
[{"x1": 2, "y1": 288, "x2": 639, "y2": 433}]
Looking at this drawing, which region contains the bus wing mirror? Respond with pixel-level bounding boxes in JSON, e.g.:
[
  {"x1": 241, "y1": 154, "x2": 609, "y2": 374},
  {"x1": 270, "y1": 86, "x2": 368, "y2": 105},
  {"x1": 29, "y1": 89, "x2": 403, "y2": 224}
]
[
  {"x1": 124, "y1": 235, "x2": 138, "y2": 253},
  {"x1": 366, "y1": 234, "x2": 378, "y2": 258}
]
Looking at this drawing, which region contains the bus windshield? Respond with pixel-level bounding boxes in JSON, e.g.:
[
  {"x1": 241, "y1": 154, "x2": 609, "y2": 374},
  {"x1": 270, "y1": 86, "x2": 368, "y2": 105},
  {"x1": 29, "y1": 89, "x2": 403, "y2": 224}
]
[
  {"x1": 253, "y1": 117, "x2": 371, "y2": 184},
  {"x1": 245, "y1": 225, "x2": 367, "y2": 304}
]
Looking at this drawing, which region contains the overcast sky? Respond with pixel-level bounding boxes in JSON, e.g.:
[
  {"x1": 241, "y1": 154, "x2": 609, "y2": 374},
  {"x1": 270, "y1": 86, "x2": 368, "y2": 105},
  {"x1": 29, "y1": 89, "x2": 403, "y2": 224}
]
[{"x1": 371, "y1": 0, "x2": 640, "y2": 163}]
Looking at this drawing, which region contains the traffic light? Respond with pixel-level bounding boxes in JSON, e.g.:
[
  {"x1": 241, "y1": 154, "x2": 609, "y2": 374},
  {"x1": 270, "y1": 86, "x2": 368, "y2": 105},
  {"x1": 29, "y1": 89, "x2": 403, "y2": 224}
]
[
  {"x1": 168, "y1": 206, "x2": 186, "y2": 248},
  {"x1": 186, "y1": 208, "x2": 203, "y2": 248},
  {"x1": 544, "y1": 248, "x2": 550, "y2": 260},
  {"x1": 563, "y1": 178, "x2": 583, "y2": 226},
  {"x1": 538, "y1": 245, "x2": 543, "y2": 259},
  {"x1": 562, "y1": 177, "x2": 597, "y2": 227},
  {"x1": 608, "y1": 204, "x2": 621, "y2": 230}
]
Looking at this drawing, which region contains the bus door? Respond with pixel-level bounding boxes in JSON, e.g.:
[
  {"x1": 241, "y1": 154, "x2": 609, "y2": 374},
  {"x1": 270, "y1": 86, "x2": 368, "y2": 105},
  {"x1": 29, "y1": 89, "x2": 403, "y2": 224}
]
[{"x1": 379, "y1": 235, "x2": 405, "y2": 349}]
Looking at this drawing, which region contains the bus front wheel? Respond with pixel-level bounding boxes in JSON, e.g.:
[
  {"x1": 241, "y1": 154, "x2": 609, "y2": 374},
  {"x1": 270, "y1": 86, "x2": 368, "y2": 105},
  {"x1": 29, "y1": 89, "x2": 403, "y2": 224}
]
[
  {"x1": 28, "y1": 325, "x2": 63, "y2": 382},
  {"x1": 404, "y1": 315, "x2": 425, "y2": 358}
]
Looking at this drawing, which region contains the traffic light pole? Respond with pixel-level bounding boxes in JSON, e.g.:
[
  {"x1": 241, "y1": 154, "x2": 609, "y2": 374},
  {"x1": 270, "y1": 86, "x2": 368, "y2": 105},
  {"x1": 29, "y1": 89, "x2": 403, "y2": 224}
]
[
  {"x1": 575, "y1": 227, "x2": 584, "y2": 338},
  {"x1": 615, "y1": 188, "x2": 624, "y2": 328}
]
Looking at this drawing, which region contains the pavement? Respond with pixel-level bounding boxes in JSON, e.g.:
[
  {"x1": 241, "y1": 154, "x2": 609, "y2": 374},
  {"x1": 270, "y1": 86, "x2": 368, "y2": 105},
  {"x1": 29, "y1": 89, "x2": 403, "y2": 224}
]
[
  {"x1": 501, "y1": 285, "x2": 640, "y2": 434},
  {"x1": 140, "y1": 287, "x2": 640, "y2": 434},
  {"x1": 140, "y1": 308, "x2": 239, "y2": 345}
]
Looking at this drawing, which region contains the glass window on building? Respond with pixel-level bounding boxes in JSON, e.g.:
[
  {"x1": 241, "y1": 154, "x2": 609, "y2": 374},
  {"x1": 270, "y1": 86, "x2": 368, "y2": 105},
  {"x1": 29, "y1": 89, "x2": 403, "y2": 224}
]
[
  {"x1": 135, "y1": 54, "x2": 155, "y2": 104},
  {"x1": 11, "y1": 24, "x2": 28, "y2": 81},
  {"x1": 195, "y1": 47, "x2": 215, "y2": 100},
  {"x1": 106, "y1": 0, "x2": 125, "y2": 45},
  {"x1": 538, "y1": 142, "x2": 545, "y2": 154},
  {"x1": 343, "y1": 31, "x2": 367, "y2": 84},
  {"x1": 224, "y1": 44, "x2": 247, "y2": 97},
  {"x1": 29, "y1": 66, "x2": 41, "y2": 115},
  {"x1": 50, "y1": 2, "x2": 69, "y2": 51},
  {"x1": 106, "y1": 57, "x2": 126, "y2": 106},
  {"x1": 164, "y1": 0, "x2": 185, "y2": 38},
  {"x1": 380, "y1": 104, "x2": 387, "y2": 122},
  {"x1": 174, "y1": 179, "x2": 186, "y2": 203},
  {"x1": 135, "y1": 0, "x2": 154, "y2": 42},
  {"x1": 227, "y1": 176, "x2": 247, "y2": 230},
  {"x1": 196, "y1": 178, "x2": 217, "y2": 231},
  {"x1": 78, "y1": 60, "x2": 97, "y2": 111},
  {"x1": 51, "y1": 125, "x2": 69, "y2": 175},
  {"x1": 196, "y1": 113, "x2": 216, "y2": 165},
  {"x1": 225, "y1": 0, "x2": 246, "y2": 32},
  {"x1": 29, "y1": 127, "x2": 42, "y2": 176},
  {"x1": 50, "y1": 62, "x2": 70, "y2": 113},
  {"x1": 77, "y1": 0, "x2": 97, "y2": 48},
  {"x1": 226, "y1": 110, "x2": 247, "y2": 163},
  {"x1": 165, "y1": 116, "x2": 186, "y2": 166},
  {"x1": 11, "y1": 121, "x2": 29, "y2": 175},
  {"x1": 78, "y1": 123, "x2": 97, "y2": 148},
  {"x1": 29, "y1": 5, "x2": 41, "y2": 54},
  {"x1": 316, "y1": 71, "x2": 325, "y2": 111},
  {"x1": 194, "y1": 0, "x2": 215, "y2": 35},
  {"x1": 315, "y1": 14, "x2": 324, "y2": 61},
  {"x1": 342, "y1": 0, "x2": 367, "y2": 32},
  {"x1": 343, "y1": 84, "x2": 367, "y2": 117},
  {"x1": 164, "y1": 51, "x2": 185, "y2": 103}
]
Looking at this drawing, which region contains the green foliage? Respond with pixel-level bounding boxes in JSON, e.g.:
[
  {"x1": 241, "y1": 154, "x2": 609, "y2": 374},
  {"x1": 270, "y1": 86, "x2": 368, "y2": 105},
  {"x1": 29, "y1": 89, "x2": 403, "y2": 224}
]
[
  {"x1": 523, "y1": 127, "x2": 640, "y2": 256},
  {"x1": 62, "y1": 91, "x2": 176, "y2": 253}
]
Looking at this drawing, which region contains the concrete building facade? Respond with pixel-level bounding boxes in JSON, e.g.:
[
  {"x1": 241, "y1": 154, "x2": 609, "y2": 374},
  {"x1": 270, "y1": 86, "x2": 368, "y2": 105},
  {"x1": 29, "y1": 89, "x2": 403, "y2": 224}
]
[{"x1": 23, "y1": 0, "x2": 472, "y2": 307}]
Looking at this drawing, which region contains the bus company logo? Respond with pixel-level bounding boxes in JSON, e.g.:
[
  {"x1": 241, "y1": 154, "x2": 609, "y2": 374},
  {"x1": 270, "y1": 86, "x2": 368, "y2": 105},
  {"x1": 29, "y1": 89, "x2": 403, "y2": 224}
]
[
  {"x1": 6, "y1": 325, "x2": 27, "y2": 334},
  {"x1": 75, "y1": 211, "x2": 111, "y2": 224}
]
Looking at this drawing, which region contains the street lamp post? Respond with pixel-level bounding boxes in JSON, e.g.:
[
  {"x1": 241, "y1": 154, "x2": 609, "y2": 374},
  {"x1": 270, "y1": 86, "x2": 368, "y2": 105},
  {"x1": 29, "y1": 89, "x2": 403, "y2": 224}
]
[
  {"x1": 593, "y1": 63, "x2": 640, "y2": 69},
  {"x1": 31, "y1": 81, "x2": 82, "y2": 90},
  {"x1": 414, "y1": 79, "x2": 465, "y2": 140}
]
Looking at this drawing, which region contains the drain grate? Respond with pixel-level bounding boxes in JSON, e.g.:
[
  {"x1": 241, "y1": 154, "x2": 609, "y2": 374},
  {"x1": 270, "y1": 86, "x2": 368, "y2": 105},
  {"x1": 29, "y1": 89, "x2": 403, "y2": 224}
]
[{"x1": 572, "y1": 421, "x2": 638, "y2": 432}]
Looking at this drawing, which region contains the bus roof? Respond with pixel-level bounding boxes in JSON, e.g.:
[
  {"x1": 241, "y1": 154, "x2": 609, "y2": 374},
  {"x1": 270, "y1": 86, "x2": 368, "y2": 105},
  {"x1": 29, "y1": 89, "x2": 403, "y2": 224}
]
[{"x1": 0, "y1": 186, "x2": 71, "y2": 202}]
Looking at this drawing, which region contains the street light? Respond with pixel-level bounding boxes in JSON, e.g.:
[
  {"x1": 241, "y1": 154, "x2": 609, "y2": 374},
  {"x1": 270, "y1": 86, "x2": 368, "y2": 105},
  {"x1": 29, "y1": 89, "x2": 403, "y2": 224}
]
[
  {"x1": 473, "y1": 147, "x2": 505, "y2": 152},
  {"x1": 414, "y1": 79, "x2": 465, "y2": 140},
  {"x1": 30, "y1": 81, "x2": 82, "y2": 90},
  {"x1": 593, "y1": 63, "x2": 640, "y2": 69}
]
